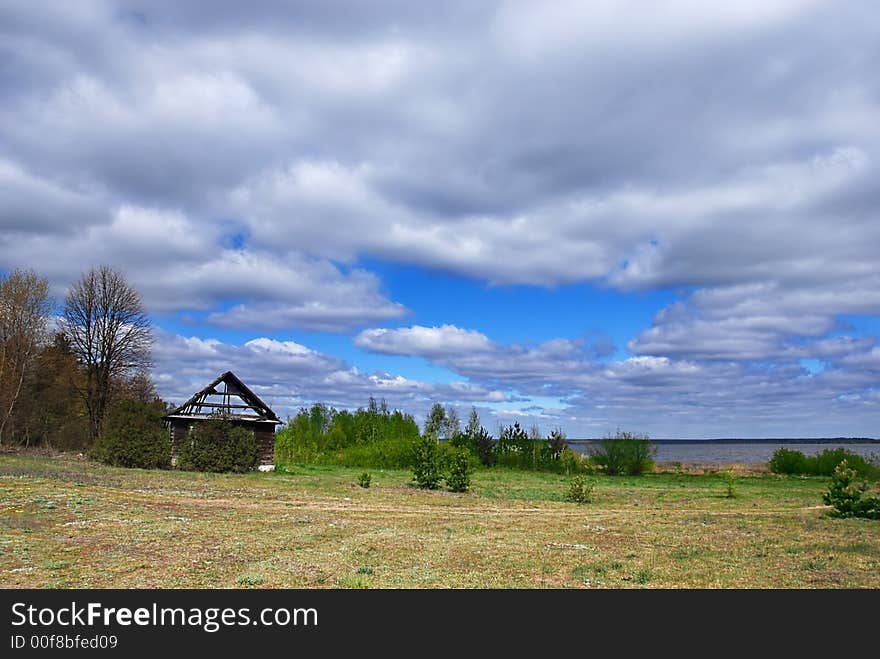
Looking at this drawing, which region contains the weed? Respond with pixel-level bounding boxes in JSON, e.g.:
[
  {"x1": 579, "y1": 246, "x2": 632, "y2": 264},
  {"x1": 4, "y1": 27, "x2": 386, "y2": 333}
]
[
  {"x1": 636, "y1": 568, "x2": 653, "y2": 584},
  {"x1": 564, "y1": 475, "x2": 594, "y2": 503},
  {"x1": 670, "y1": 547, "x2": 703, "y2": 561},
  {"x1": 338, "y1": 575, "x2": 371, "y2": 588},
  {"x1": 236, "y1": 574, "x2": 264, "y2": 587},
  {"x1": 358, "y1": 472, "x2": 372, "y2": 488}
]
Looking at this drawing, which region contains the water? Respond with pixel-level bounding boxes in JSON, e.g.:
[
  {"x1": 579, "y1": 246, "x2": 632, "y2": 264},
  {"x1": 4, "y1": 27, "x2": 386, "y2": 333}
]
[{"x1": 568, "y1": 440, "x2": 880, "y2": 466}]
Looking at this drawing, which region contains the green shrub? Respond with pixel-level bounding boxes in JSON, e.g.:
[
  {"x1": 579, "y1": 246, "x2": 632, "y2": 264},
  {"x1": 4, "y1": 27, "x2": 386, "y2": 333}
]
[
  {"x1": 822, "y1": 460, "x2": 880, "y2": 519},
  {"x1": 91, "y1": 400, "x2": 171, "y2": 469},
  {"x1": 770, "y1": 447, "x2": 878, "y2": 479},
  {"x1": 178, "y1": 419, "x2": 257, "y2": 473},
  {"x1": 813, "y1": 448, "x2": 877, "y2": 479},
  {"x1": 589, "y1": 431, "x2": 655, "y2": 476},
  {"x1": 358, "y1": 472, "x2": 372, "y2": 488},
  {"x1": 559, "y1": 447, "x2": 590, "y2": 475},
  {"x1": 565, "y1": 475, "x2": 594, "y2": 503},
  {"x1": 325, "y1": 435, "x2": 418, "y2": 469},
  {"x1": 274, "y1": 400, "x2": 421, "y2": 469},
  {"x1": 769, "y1": 448, "x2": 808, "y2": 475},
  {"x1": 446, "y1": 449, "x2": 471, "y2": 493},
  {"x1": 412, "y1": 434, "x2": 443, "y2": 489}
]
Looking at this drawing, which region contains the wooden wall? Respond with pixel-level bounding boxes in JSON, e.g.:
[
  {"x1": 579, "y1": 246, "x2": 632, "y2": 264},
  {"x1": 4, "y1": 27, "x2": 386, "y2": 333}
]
[{"x1": 167, "y1": 419, "x2": 277, "y2": 469}]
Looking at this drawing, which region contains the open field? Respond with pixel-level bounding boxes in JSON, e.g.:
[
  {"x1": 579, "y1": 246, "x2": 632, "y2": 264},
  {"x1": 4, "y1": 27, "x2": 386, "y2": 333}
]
[{"x1": 1, "y1": 452, "x2": 878, "y2": 588}]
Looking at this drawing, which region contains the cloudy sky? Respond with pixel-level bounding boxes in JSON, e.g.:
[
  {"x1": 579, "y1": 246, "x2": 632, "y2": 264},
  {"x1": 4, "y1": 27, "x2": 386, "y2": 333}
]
[{"x1": 2, "y1": 1, "x2": 879, "y2": 438}]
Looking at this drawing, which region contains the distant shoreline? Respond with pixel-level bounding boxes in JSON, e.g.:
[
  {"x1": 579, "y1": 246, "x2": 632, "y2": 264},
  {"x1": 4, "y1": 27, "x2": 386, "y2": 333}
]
[{"x1": 566, "y1": 437, "x2": 880, "y2": 444}]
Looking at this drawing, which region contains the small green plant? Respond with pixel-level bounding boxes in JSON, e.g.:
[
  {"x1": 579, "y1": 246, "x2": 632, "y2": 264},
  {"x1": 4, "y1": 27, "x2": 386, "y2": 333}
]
[
  {"x1": 236, "y1": 574, "x2": 264, "y2": 587},
  {"x1": 565, "y1": 475, "x2": 594, "y2": 503},
  {"x1": 338, "y1": 575, "x2": 371, "y2": 588},
  {"x1": 412, "y1": 434, "x2": 443, "y2": 489},
  {"x1": 823, "y1": 460, "x2": 880, "y2": 519},
  {"x1": 721, "y1": 470, "x2": 737, "y2": 498},
  {"x1": 636, "y1": 568, "x2": 653, "y2": 585},
  {"x1": 358, "y1": 472, "x2": 372, "y2": 488},
  {"x1": 446, "y1": 449, "x2": 471, "y2": 493}
]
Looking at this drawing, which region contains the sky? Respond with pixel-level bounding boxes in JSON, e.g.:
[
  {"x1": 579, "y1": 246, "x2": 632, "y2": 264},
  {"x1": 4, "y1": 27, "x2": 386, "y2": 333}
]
[{"x1": 1, "y1": 0, "x2": 879, "y2": 438}]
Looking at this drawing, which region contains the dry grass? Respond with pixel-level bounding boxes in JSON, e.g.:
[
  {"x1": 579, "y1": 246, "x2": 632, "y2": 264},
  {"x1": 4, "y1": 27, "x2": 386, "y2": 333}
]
[{"x1": 1, "y1": 453, "x2": 878, "y2": 588}]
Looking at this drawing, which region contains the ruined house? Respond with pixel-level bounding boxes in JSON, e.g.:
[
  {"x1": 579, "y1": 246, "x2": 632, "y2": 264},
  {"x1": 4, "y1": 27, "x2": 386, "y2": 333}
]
[{"x1": 162, "y1": 371, "x2": 282, "y2": 471}]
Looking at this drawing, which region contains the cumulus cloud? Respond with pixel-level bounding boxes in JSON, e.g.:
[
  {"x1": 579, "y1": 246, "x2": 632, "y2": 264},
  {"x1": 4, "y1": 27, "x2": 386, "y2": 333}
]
[
  {"x1": 352, "y1": 320, "x2": 880, "y2": 437},
  {"x1": 152, "y1": 331, "x2": 511, "y2": 421},
  {"x1": 4, "y1": 0, "x2": 879, "y2": 290},
  {"x1": 355, "y1": 324, "x2": 493, "y2": 357},
  {"x1": 2, "y1": 1, "x2": 879, "y2": 435}
]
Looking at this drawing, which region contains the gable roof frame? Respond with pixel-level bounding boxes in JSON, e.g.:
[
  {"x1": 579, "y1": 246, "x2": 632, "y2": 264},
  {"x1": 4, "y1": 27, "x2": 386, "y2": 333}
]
[{"x1": 163, "y1": 371, "x2": 282, "y2": 424}]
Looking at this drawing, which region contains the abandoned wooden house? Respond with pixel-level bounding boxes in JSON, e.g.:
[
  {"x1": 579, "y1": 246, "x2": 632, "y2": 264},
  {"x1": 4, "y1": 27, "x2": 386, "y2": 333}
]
[{"x1": 162, "y1": 371, "x2": 282, "y2": 471}]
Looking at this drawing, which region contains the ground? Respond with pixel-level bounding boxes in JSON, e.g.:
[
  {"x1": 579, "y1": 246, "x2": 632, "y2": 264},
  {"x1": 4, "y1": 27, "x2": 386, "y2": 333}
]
[{"x1": 1, "y1": 452, "x2": 878, "y2": 588}]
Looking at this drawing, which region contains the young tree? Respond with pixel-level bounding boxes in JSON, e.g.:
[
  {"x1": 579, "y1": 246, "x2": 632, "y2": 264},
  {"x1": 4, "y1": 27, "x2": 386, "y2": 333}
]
[
  {"x1": 424, "y1": 402, "x2": 447, "y2": 438},
  {"x1": 474, "y1": 426, "x2": 495, "y2": 466},
  {"x1": 547, "y1": 427, "x2": 568, "y2": 460},
  {"x1": 465, "y1": 407, "x2": 480, "y2": 439},
  {"x1": 61, "y1": 265, "x2": 152, "y2": 442},
  {"x1": 0, "y1": 269, "x2": 51, "y2": 444},
  {"x1": 444, "y1": 405, "x2": 461, "y2": 441}
]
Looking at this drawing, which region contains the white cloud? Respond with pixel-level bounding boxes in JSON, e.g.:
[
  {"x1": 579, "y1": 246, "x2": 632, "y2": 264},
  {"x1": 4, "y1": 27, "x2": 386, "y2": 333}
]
[
  {"x1": 3, "y1": 1, "x2": 880, "y2": 436},
  {"x1": 355, "y1": 324, "x2": 493, "y2": 357}
]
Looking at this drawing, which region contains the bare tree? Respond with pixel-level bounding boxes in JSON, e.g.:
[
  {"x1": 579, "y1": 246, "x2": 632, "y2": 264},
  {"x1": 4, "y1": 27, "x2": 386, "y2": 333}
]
[
  {"x1": 0, "y1": 269, "x2": 51, "y2": 444},
  {"x1": 61, "y1": 265, "x2": 152, "y2": 442}
]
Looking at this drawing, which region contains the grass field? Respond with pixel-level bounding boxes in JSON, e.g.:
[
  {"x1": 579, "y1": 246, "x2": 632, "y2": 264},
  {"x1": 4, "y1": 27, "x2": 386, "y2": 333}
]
[{"x1": 1, "y1": 452, "x2": 878, "y2": 588}]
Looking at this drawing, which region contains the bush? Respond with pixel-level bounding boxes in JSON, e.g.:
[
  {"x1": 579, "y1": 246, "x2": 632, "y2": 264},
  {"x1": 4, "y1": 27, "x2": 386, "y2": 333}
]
[
  {"x1": 589, "y1": 431, "x2": 655, "y2": 476},
  {"x1": 324, "y1": 435, "x2": 418, "y2": 469},
  {"x1": 565, "y1": 475, "x2": 594, "y2": 503},
  {"x1": 559, "y1": 447, "x2": 590, "y2": 475},
  {"x1": 813, "y1": 448, "x2": 878, "y2": 479},
  {"x1": 91, "y1": 400, "x2": 171, "y2": 469},
  {"x1": 412, "y1": 434, "x2": 443, "y2": 489},
  {"x1": 770, "y1": 447, "x2": 879, "y2": 479},
  {"x1": 178, "y1": 419, "x2": 257, "y2": 473},
  {"x1": 358, "y1": 472, "x2": 372, "y2": 488},
  {"x1": 822, "y1": 460, "x2": 880, "y2": 519},
  {"x1": 769, "y1": 448, "x2": 808, "y2": 475},
  {"x1": 273, "y1": 400, "x2": 422, "y2": 469},
  {"x1": 446, "y1": 449, "x2": 471, "y2": 493}
]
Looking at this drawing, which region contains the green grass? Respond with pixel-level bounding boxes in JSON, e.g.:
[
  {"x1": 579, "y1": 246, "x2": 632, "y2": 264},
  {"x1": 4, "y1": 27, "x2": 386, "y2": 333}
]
[{"x1": 0, "y1": 453, "x2": 878, "y2": 588}]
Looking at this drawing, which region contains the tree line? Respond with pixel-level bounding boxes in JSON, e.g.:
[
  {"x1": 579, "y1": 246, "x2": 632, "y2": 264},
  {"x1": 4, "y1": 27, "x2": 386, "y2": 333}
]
[{"x1": 0, "y1": 265, "x2": 157, "y2": 451}]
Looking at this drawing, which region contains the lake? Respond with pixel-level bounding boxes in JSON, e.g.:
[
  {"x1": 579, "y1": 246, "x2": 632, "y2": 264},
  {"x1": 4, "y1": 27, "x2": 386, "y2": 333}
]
[{"x1": 568, "y1": 439, "x2": 880, "y2": 465}]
